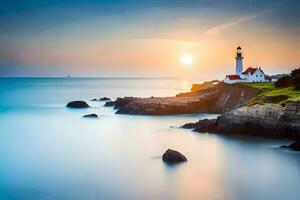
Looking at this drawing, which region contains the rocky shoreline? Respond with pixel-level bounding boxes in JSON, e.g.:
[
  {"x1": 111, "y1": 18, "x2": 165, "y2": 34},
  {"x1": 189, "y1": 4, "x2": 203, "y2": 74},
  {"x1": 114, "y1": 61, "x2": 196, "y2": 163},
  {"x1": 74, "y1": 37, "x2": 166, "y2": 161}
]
[
  {"x1": 181, "y1": 101, "x2": 300, "y2": 139},
  {"x1": 112, "y1": 82, "x2": 300, "y2": 144},
  {"x1": 105, "y1": 82, "x2": 260, "y2": 115},
  {"x1": 67, "y1": 81, "x2": 300, "y2": 148}
]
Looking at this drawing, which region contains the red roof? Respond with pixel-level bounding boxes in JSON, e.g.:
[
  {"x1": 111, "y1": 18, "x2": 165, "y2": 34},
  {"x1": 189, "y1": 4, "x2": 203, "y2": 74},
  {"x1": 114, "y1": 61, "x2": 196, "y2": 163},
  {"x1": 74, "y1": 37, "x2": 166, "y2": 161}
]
[
  {"x1": 242, "y1": 67, "x2": 257, "y2": 75},
  {"x1": 226, "y1": 75, "x2": 241, "y2": 80}
]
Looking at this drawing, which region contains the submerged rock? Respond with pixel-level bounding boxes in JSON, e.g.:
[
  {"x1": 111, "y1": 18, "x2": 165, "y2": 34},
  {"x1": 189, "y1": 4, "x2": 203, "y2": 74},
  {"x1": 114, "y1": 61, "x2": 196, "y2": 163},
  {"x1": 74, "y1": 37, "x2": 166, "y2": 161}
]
[
  {"x1": 91, "y1": 98, "x2": 98, "y2": 101},
  {"x1": 66, "y1": 101, "x2": 90, "y2": 108},
  {"x1": 83, "y1": 114, "x2": 98, "y2": 118},
  {"x1": 99, "y1": 97, "x2": 111, "y2": 101},
  {"x1": 162, "y1": 149, "x2": 187, "y2": 164}
]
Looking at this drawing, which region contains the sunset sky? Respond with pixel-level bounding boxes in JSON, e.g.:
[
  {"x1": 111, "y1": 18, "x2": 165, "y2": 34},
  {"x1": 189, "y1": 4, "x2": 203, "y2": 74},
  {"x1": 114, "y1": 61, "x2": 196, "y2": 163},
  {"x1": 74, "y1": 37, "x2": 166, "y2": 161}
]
[{"x1": 0, "y1": 0, "x2": 299, "y2": 79}]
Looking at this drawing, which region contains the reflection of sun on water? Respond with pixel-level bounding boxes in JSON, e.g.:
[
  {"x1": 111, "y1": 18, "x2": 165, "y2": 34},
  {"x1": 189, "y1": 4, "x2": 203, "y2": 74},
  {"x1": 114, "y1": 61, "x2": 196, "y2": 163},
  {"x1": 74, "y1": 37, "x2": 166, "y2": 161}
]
[{"x1": 180, "y1": 79, "x2": 192, "y2": 91}]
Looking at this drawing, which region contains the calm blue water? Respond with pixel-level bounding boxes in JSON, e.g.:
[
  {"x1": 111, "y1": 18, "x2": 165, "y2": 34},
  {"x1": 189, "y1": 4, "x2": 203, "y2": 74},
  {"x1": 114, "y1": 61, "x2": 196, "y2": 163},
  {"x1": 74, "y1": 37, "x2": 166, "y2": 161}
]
[{"x1": 0, "y1": 77, "x2": 299, "y2": 200}]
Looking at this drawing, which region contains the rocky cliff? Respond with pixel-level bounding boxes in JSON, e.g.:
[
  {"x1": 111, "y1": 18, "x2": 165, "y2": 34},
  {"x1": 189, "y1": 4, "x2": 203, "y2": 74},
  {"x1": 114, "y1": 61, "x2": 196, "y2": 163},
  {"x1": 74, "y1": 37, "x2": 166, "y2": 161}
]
[
  {"x1": 112, "y1": 83, "x2": 260, "y2": 115},
  {"x1": 115, "y1": 95, "x2": 219, "y2": 115},
  {"x1": 184, "y1": 101, "x2": 300, "y2": 139},
  {"x1": 217, "y1": 101, "x2": 300, "y2": 138}
]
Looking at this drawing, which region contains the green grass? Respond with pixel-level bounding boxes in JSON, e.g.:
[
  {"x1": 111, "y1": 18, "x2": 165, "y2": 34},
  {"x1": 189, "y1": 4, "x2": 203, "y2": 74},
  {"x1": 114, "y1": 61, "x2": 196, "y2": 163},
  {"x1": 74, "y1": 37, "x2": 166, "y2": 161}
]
[
  {"x1": 243, "y1": 82, "x2": 275, "y2": 91},
  {"x1": 241, "y1": 82, "x2": 300, "y2": 105}
]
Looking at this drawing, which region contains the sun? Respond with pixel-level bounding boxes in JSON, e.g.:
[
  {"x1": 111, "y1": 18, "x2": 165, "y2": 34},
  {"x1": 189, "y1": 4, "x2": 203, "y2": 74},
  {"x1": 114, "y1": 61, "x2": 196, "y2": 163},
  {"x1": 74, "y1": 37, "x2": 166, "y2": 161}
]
[{"x1": 180, "y1": 54, "x2": 194, "y2": 67}]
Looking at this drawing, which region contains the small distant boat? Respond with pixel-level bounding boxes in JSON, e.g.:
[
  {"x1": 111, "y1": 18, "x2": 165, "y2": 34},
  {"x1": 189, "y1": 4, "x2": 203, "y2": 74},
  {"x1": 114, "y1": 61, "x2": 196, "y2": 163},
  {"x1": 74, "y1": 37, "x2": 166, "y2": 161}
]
[{"x1": 66, "y1": 75, "x2": 72, "y2": 78}]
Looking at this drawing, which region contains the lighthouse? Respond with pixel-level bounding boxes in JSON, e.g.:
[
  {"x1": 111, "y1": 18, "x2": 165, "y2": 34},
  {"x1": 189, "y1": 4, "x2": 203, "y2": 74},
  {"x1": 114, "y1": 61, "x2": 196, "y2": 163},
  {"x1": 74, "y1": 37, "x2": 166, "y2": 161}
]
[
  {"x1": 235, "y1": 46, "x2": 243, "y2": 76},
  {"x1": 224, "y1": 46, "x2": 272, "y2": 84}
]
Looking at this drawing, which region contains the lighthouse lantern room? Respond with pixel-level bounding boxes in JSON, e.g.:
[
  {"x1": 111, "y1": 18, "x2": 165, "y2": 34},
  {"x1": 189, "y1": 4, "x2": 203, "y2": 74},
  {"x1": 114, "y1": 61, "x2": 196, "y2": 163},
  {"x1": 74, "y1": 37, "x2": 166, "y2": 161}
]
[{"x1": 235, "y1": 46, "x2": 243, "y2": 76}]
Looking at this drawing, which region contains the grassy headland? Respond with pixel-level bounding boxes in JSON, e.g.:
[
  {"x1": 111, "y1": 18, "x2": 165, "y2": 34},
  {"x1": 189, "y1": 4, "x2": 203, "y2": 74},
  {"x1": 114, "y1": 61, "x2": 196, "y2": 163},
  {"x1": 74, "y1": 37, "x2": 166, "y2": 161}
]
[{"x1": 241, "y1": 82, "x2": 300, "y2": 105}]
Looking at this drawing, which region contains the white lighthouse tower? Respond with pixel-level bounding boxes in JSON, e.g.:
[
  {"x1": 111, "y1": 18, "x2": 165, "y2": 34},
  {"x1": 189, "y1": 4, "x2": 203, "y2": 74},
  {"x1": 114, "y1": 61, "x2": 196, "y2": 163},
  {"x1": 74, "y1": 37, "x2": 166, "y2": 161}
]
[{"x1": 235, "y1": 46, "x2": 243, "y2": 76}]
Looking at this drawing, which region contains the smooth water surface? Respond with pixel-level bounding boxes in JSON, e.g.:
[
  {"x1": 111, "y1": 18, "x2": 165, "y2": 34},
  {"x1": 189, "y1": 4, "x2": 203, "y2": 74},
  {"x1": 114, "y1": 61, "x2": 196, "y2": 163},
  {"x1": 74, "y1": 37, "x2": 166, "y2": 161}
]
[{"x1": 0, "y1": 77, "x2": 299, "y2": 200}]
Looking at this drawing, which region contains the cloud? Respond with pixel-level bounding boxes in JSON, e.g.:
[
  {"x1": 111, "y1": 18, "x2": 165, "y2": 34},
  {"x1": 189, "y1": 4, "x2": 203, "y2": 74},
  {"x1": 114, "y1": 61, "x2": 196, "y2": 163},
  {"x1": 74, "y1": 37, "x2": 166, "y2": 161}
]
[{"x1": 204, "y1": 14, "x2": 257, "y2": 36}]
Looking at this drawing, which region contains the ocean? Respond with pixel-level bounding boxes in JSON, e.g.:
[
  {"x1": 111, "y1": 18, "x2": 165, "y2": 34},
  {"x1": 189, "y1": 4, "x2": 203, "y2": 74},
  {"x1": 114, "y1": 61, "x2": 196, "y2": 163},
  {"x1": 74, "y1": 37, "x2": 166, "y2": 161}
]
[{"x1": 0, "y1": 77, "x2": 299, "y2": 200}]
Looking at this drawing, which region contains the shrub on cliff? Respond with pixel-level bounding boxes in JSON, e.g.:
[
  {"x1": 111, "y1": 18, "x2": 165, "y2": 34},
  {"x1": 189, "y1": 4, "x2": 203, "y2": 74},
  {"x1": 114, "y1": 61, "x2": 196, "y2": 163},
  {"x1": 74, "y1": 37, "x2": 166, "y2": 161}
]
[
  {"x1": 275, "y1": 76, "x2": 291, "y2": 88},
  {"x1": 294, "y1": 82, "x2": 300, "y2": 90},
  {"x1": 290, "y1": 74, "x2": 300, "y2": 85},
  {"x1": 289, "y1": 68, "x2": 300, "y2": 88},
  {"x1": 291, "y1": 67, "x2": 300, "y2": 77},
  {"x1": 275, "y1": 67, "x2": 300, "y2": 88}
]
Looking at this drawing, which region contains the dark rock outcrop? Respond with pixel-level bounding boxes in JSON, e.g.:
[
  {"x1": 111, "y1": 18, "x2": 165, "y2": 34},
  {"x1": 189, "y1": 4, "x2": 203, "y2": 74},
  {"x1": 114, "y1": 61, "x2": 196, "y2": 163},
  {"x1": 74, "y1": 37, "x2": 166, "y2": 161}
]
[
  {"x1": 216, "y1": 104, "x2": 285, "y2": 137},
  {"x1": 114, "y1": 83, "x2": 260, "y2": 115},
  {"x1": 104, "y1": 97, "x2": 137, "y2": 108},
  {"x1": 83, "y1": 114, "x2": 98, "y2": 118},
  {"x1": 286, "y1": 139, "x2": 300, "y2": 151},
  {"x1": 162, "y1": 149, "x2": 187, "y2": 164},
  {"x1": 193, "y1": 119, "x2": 217, "y2": 133},
  {"x1": 247, "y1": 94, "x2": 289, "y2": 105},
  {"x1": 99, "y1": 97, "x2": 111, "y2": 101},
  {"x1": 182, "y1": 101, "x2": 300, "y2": 139},
  {"x1": 114, "y1": 97, "x2": 137, "y2": 109},
  {"x1": 283, "y1": 101, "x2": 300, "y2": 138},
  {"x1": 181, "y1": 119, "x2": 217, "y2": 133},
  {"x1": 215, "y1": 101, "x2": 300, "y2": 138},
  {"x1": 66, "y1": 101, "x2": 90, "y2": 108},
  {"x1": 263, "y1": 95, "x2": 289, "y2": 103},
  {"x1": 104, "y1": 101, "x2": 115, "y2": 107},
  {"x1": 91, "y1": 97, "x2": 111, "y2": 101},
  {"x1": 181, "y1": 122, "x2": 198, "y2": 129},
  {"x1": 115, "y1": 96, "x2": 218, "y2": 115}
]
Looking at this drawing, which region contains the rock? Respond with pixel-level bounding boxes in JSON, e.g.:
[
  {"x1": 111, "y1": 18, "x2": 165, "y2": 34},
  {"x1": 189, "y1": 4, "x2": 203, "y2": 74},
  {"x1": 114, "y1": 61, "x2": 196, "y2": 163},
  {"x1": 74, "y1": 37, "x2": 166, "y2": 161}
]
[
  {"x1": 216, "y1": 104, "x2": 286, "y2": 138},
  {"x1": 105, "y1": 97, "x2": 136, "y2": 108},
  {"x1": 181, "y1": 122, "x2": 197, "y2": 129},
  {"x1": 281, "y1": 139, "x2": 300, "y2": 151},
  {"x1": 100, "y1": 97, "x2": 111, "y2": 101},
  {"x1": 99, "y1": 97, "x2": 111, "y2": 101},
  {"x1": 66, "y1": 101, "x2": 90, "y2": 108},
  {"x1": 263, "y1": 95, "x2": 289, "y2": 103},
  {"x1": 181, "y1": 119, "x2": 217, "y2": 133},
  {"x1": 181, "y1": 101, "x2": 300, "y2": 139},
  {"x1": 115, "y1": 95, "x2": 218, "y2": 115},
  {"x1": 104, "y1": 101, "x2": 115, "y2": 107},
  {"x1": 162, "y1": 149, "x2": 187, "y2": 164},
  {"x1": 279, "y1": 145, "x2": 288, "y2": 148},
  {"x1": 114, "y1": 97, "x2": 137, "y2": 109},
  {"x1": 193, "y1": 119, "x2": 217, "y2": 133},
  {"x1": 83, "y1": 114, "x2": 98, "y2": 118},
  {"x1": 114, "y1": 83, "x2": 260, "y2": 115},
  {"x1": 91, "y1": 97, "x2": 111, "y2": 101},
  {"x1": 214, "y1": 102, "x2": 300, "y2": 138}
]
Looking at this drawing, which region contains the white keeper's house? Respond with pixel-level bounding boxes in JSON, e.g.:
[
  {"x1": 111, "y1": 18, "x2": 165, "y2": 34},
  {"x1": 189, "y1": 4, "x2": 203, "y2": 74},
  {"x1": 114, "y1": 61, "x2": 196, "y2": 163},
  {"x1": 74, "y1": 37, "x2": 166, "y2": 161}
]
[{"x1": 224, "y1": 46, "x2": 272, "y2": 84}]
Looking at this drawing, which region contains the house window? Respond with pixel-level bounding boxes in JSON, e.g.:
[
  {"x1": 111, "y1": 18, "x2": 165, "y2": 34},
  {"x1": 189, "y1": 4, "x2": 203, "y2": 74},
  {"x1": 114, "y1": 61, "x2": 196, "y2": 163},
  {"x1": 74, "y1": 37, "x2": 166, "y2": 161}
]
[{"x1": 256, "y1": 75, "x2": 258, "y2": 77}]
